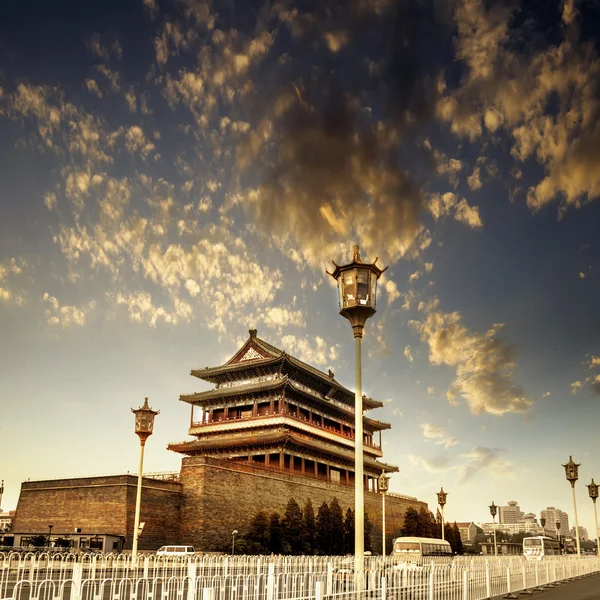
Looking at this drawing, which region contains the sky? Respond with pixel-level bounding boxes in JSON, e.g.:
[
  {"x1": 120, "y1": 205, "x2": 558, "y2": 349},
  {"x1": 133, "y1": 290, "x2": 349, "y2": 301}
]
[{"x1": 1, "y1": 0, "x2": 600, "y2": 537}]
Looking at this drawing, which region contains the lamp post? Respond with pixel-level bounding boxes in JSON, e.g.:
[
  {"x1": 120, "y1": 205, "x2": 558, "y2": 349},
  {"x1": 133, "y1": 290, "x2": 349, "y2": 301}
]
[
  {"x1": 131, "y1": 398, "x2": 159, "y2": 564},
  {"x1": 555, "y1": 521, "x2": 562, "y2": 553},
  {"x1": 378, "y1": 471, "x2": 390, "y2": 555},
  {"x1": 586, "y1": 479, "x2": 600, "y2": 557},
  {"x1": 47, "y1": 524, "x2": 53, "y2": 548},
  {"x1": 437, "y1": 488, "x2": 448, "y2": 541},
  {"x1": 540, "y1": 517, "x2": 546, "y2": 536},
  {"x1": 562, "y1": 456, "x2": 582, "y2": 558},
  {"x1": 328, "y1": 245, "x2": 386, "y2": 569},
  {"x1": 489, "y1": 502, "x2": 498, "y2": 557},
  {"x1": 232, "y1": 530, "x2": 238, "y2": 555}
]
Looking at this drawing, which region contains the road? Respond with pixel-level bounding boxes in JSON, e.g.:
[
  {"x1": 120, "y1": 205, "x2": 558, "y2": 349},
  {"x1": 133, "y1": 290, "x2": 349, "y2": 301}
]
[{"x1": 492, "y1": 574, "x2": 600, "y2": 600}]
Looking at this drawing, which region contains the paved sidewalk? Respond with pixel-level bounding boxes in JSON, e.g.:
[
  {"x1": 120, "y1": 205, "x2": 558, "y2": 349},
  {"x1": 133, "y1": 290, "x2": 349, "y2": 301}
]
[{"x1": 491, "y1": 573, "x2": 600, "y2": 600}]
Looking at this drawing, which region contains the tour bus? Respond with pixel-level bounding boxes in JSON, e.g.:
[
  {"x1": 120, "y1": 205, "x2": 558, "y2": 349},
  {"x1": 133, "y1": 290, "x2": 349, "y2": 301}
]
[
  {"x1": 522, "y1": 536, "x2": 561, "y2": 560},
  {"x1": 156, "y1": 545, "x2": 195, "y2": 556},
  {"x1": 392, "y1": 537, "x2": 453, "y2": 563}
]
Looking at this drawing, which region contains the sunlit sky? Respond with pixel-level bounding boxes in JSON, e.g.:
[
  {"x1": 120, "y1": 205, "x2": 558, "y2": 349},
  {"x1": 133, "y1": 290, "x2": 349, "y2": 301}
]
[{"x1": 1, "y1": 0, "x2": 600, "y2": 537}]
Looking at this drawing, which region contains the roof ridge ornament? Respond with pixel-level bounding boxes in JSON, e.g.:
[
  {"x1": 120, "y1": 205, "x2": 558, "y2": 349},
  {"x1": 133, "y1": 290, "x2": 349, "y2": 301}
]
[{"x1": 249, "y1": 328, "x2": 257, "y2": 339}]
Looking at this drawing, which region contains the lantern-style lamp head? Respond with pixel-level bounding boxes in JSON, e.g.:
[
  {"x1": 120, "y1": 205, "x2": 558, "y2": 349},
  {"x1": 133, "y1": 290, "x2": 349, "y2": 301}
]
[
  {"x1": 327, "y1": 244, "x2": 387, "y2": 338},
  {"x1": 562, "y1": 456, "x2": 580, "y2": 487},
  {"x1": 437, "y1": 487, "x2": 447, "y2": 508},
  {"x1": 555, "y1": 521, "x2": 561, "y2": 532},
  {"x1": 378, "y1": 471, "x2": 390, "y2": 493},
  {"x1": 489, "y1": 501, "x2": 497, "y2": 518},
  {"x1": 587, "y1": 479, "x2": 599, "y2": 502},
  {"x1": 540, "y1": 517, "x2": 546, "y2": 528},
  {"x1": 132, "y1": 397, "x2": 159, "y2": 444}
]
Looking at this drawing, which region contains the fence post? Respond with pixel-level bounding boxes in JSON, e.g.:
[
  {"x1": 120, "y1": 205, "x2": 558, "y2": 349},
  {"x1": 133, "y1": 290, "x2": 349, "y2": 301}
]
[
  {"x1": 326, "y1": 561, "x2": 332, "y2": 595},
  {"x1": 143, "y1": 556, "x2": 149, "y2": 580},
  {"x1": 503, "y1": 566, "x2": 517, "y2": 599},
  {"x1": 70, "y1": 562, "x2": 83, "y2": 600},
  {"x1": 485, "y1": 563, "x2": 491, "y2": 599},
  {"x1": 462, "y1": 569, "x2": 468, "y2": 600},
  {"x1": 382, "y1": 575, "x2": 387, "y2": 600},
  {"x1": 315, "y1": 581, "x2": 322, "y2": 600},
  {"x1": 202, "y1": 588, "x2": 212, "y2": 600},
  {"x1": 428, "y1": 568, "x2": 435, "y2": 600},
  {"x1": 266, "y1": 563, "x2": 275, "y2": 600},
  {"x1": 187, "y1": 561, "x2": 197, "y2": 600}
]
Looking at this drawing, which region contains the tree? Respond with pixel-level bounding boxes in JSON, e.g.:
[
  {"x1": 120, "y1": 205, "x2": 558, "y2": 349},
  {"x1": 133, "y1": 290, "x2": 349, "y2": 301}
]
[
  {"x1": 269, "y1": 513, "x2": 283, "y2": 554},
  {"x1": 282, "y1": 498, "x2": 307, "y2": 554},
  {"x1": 316, "y1": 502, "x2": 334, "y2": 554},
  {"x1": 402, "y1": 507, "x2": 419, "y2": 537},
  {"x1": 452, "y1": 523, "x2": 464, "y2": 555},
  {"x1": 29, "y1": 534, "x2": 47, "y2": 547},
  {"x1": 54, "y1": 537, "x2": 72, "y2": 548},
  {"x1": 304, "y1": 500, "x2": 316, "y2": 555},
  {"x1": 246, "y1": 511, "x2": 270, "y2": 554},
  {"x1": 344, "y1": 508, "x2": 354, "y2": 554},
  {"x1": 329, "y1": 498, "x2": 345, "y2": 555},
  {"x1": 417, "y1": 507, "x2": 435, "y2": 537}
]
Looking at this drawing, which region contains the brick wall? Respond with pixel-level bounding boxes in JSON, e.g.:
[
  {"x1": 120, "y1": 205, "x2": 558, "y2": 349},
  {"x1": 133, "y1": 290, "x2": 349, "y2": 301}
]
[
  {"x1": 179, "y1": 456, "x2": 428, "y2": 551},
  {"x1": 12, "y1": 475, "x2": 181, "y2": 550}
]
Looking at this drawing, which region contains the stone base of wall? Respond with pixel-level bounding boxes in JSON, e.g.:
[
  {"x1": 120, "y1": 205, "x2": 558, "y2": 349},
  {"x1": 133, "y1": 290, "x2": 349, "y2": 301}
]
[{"x1": 179, "y1": 456, "x2": 428, "y2": 551}]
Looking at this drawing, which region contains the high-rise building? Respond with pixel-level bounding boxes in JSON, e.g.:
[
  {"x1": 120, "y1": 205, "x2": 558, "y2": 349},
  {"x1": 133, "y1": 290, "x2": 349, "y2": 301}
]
[
  {"x1": 541, "y1": 507, "x2": 569, "y2": 537},
  {"x1": 499, "y1": 500, "x2": 522, "y2": 524},
  {"x1": 570, "y1": 526, "x2": 588, "y2": 540}
]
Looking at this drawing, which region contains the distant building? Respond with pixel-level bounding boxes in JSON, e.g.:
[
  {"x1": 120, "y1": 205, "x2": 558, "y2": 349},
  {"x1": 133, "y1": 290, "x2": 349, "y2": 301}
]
[
  {"x1": 541, "y1": 507, "x2": 569, "y2": 537},
  {"x1": 0, "y1": 510, "x2": 14, "y2": 532},
  {"x1": 479, "y1": 521, "x2": 543, "y2": 535},
  {"x1": 570, "y1": 526, "x2": 588, "y2": 540},
  {"x1": 499, "y1": 501, "x2": 522, "y2": 524},
  {"x1": 481, "y1": 541, "x2": 522, "y2": 556},
  {"x1": 456, "y1": 522, "x2": 478, "y2": 544}
]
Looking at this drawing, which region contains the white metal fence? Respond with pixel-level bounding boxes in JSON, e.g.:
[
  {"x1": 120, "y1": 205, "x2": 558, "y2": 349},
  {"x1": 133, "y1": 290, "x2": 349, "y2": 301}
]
[{"x1": 1, "y1": 552, "x2": 598, "y2": 600}]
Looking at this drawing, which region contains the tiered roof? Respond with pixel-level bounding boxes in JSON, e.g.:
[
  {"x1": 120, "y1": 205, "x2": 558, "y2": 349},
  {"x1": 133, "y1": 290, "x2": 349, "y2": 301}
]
[{"x1": 188, "y1": 329, "x2": 383, "y2": 411}]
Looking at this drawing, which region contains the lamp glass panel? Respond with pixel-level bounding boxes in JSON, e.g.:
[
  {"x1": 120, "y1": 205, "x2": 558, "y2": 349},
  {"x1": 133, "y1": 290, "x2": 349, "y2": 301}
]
[
  {"x1": 342, "y1": 270, "x2": 357, "y2": 308},
  {"x1": 356, "y1": 268, "x2": 370, "y2": 306}
]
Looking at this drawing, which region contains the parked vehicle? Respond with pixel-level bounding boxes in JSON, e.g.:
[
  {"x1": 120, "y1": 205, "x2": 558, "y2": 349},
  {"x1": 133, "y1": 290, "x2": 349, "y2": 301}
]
[
  {"x1": 522, "y1": 536, "x2": 560, "y2": 560},
  {"x1": 156, "y1": 545, "x2": 195, "y2": 556}
]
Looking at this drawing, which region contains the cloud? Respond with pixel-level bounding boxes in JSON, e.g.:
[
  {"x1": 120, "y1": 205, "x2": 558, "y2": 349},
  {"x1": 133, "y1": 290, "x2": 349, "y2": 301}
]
[
  {"x1": 542, "y1": 391, "x2": 551, "y2": 398},
  {"x1": 0, "y1": 258, "x2": 27, "y2": 306},
  {"x1": 42, "y1": 293, "x2": 94, "y2": 326},
  {"x1": 459, "y1": 447, "x2": 514, "y2": 482},
  {"x1": 86, "y1": 33, "x2": 122, "y2": 62},
  {"x1": 408, "y1": 454, "x2": 453, "y2": 473},
  {"x1": 427, "y1": 192, "x2": 483, "y2": 228},
  {"x1": 421, "y1": 423, "x2": 458, "y2": 449},
  {"x1": 404, "y1": 345, "x2": 414, "y2": 363},
  {"x1": 571, "y1": 380, "x2": 584, "y2": 394},
  {"x1": 115, "y1": 291, "x2": 192, "y2": 327},
  {"x1": 279, "y1": 334, "x2": 337, "y2": 367},
  {"x1": 411, "y1": 299, "x2": 533, "y2": 415},
  {"x1": 438, "y1": 0, "x2": 600, "y2": 215}
]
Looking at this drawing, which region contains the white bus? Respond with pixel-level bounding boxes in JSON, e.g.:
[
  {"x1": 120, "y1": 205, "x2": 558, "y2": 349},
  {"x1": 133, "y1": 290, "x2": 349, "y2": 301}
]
[
  {"x1": 523, "y1": 536, "x2": 561, "y2": 560},
  {"x1": 392, "y1": 536, "x2": 453, "y2": 562}
]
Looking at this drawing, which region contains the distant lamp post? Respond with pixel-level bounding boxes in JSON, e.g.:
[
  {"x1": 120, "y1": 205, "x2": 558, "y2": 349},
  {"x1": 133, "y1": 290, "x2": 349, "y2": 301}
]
[
  {"x1": 555, "y1": 521, "x2": 562, "y2": 553},
  {"x1": 328, "y1": 244, "x2": 386, "y2": 568},
  {"x1": 378, "y1": 471, "x2": 390, "y2": 555},
  {"x1": 131, "y1": 398, "x2": 159, "y2": 564},
  {"x1": 232, "y1": 530, "x2": 238, "y2": 555},
  {"x1": 540, "y1": 517, "x2": 546, "y2": 536},
  {"x1": 562, "y1": 456, "x2": 582, "y2": 558},
  {"x1": 489, "y1": 502, "x2": 498, "y2": 557},
  {"x1": 47, "y1": 524, "x2": 53, "y2": 548},
  {"x1": 437, "y1": 488, "x2": 448, "y2": 541},
  {"x1": 586, "y1": 479, "x2": 600, "y2": 557}
]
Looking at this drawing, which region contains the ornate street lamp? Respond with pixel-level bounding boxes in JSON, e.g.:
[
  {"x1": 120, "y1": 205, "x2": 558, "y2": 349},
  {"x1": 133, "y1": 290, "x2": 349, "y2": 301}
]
[
  {"x1": 562, "y1": 456, "x2": 582, "y2": 557},
  {"x1": 540, "y1": 517, "x2": 546, "y2": 536},
  {"x1": 131, "y1": 398, "x2": 159, "y2": 564},
  {"x1": 328, "y1": 245, "x2": 386, "y2": 569},
  {"x1": 436, "y1": 488, "x2": 448, "y2": 541},
  {"x1": 586, "y1": 479, "x2": 600, "y2": 557},
  {"x1": 555, "y1": 521, "x2": 562, "y2": 553},
  {"x1": 378, "y1": 471, "x2": 390, "y2": 555},
  {"x1": 47, "y1": 524, "x2": 53, "y2": 549},
  {"x1": 489, "y1": 502, "x2": 498, "y2": 557},
  {"x1": 232, "y1": 530, "x2": 238, "y2": 555}
]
